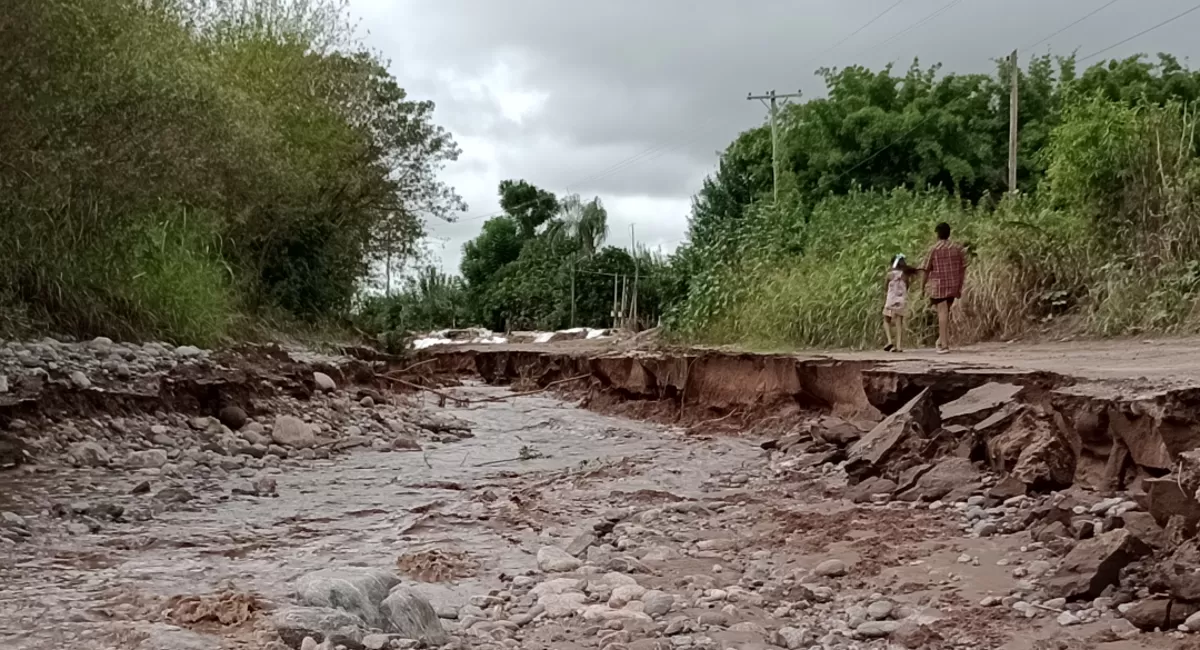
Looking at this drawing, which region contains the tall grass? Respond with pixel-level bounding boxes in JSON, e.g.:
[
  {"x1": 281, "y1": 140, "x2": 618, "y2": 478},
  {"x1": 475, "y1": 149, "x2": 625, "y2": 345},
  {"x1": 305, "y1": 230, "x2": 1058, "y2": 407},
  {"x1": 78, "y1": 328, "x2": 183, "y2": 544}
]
[
  {"x1": 0, "y1": 205, "x2": 234, "y2": 345},
  {"x1": 678, "y1": 100, "x2": 1200, "y2": 350}
]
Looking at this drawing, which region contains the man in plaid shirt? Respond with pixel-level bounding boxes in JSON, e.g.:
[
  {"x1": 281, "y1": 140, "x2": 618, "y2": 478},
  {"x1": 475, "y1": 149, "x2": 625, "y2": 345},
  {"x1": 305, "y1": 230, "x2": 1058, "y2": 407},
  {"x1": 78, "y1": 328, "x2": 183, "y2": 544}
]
[{"x1": 922, "y1": 222, "x2": 966, "y2": 354}]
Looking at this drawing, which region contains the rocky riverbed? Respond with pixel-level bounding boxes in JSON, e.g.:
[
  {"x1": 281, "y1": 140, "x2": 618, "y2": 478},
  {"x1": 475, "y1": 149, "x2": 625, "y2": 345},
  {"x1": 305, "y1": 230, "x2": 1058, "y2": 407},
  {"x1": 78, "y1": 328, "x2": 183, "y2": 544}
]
[{"x1": 2, "y1": 338, "x2": 1199, "y2": 649}]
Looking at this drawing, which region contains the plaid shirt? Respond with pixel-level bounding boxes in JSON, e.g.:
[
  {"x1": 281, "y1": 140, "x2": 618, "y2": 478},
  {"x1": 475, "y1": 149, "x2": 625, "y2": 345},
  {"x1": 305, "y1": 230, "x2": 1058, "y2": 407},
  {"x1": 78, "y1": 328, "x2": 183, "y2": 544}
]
[{"x1": 924, "y1": 240, "x2": 966, "y2": 300}]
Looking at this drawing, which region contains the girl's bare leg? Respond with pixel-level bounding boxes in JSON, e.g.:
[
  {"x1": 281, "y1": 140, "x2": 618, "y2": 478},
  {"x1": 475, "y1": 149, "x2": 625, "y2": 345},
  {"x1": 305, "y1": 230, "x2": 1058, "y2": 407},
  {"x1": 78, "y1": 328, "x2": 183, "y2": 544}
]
[
  {"x1": 895, "y1": 315, "x2": 904, "y2": 351},
  {"x1": 883, "y1": 316, "x2": 894, "y2": 348},
  {"x1": 936, "y1": 301, "x2": 951, "y2": 350}
]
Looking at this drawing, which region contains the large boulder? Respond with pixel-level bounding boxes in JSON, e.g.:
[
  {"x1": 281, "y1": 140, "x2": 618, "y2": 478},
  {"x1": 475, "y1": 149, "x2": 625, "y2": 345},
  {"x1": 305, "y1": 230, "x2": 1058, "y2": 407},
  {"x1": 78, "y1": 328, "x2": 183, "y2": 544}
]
[
  {"x1": 295, "y1": 568, "x2": 400, "y2": 630},
  {"x1": 67, "y1": 441, "x2": 111, "y2": 467},
  {"x1": 894, "y1": 457, "x2": 981, "y2": 503},
  {"x1": 1143, "y1": 476, "x2": 1200, "y2": 528},
  {"x1": 272, "y1": 606, "x2": 368, "y2": 649},
  {"x1": 845, "y1": 389, "x2": 937, "y2": 481},
  {"x1": 380, "y1": 587, "x2": 447, "y2": 644},
  {"x1": 987, "y1": 407, "x2": 1076, "y2": 490},
  {"x1": 1122, "y1": 597, "x2": 1200, "y2": 631},
  {"x1": 940, "y1": 383, "x2": 1022, "y2": 427},
  {"x1": 272, "y1": 415, "x2": 316, "y2": 449},
  {"x1": 1044, "y1": 529, "x2": 1151, "y2": 600}
]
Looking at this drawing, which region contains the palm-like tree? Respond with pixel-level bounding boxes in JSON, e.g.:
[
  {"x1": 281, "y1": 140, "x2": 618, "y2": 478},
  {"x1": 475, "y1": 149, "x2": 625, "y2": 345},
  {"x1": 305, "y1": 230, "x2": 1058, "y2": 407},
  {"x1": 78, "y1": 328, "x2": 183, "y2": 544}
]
[{"x1": 556, "y1": 194, "x2": 609, "y2": 257}]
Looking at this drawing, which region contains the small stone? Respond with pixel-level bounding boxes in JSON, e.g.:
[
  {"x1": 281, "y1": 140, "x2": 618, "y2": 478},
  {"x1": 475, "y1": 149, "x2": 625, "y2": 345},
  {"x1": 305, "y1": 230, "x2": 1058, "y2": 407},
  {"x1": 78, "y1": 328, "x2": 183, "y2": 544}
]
[
  {"x1": 813, "y1": 559, "x2": 848, "y2": 577},
  {"x1": 1044, "y1": 598, "x2": 1067, "y2": 610},
  {"x1": 271, "y1": 415, "x2": 316, "y2": 449},
  {"x1": 537, "y1": 546, "x2": 583, "y2": 573},
  {"x1": 174, "y1": 345, "x2": 203, "y2": 359},
  {"x1": 1184, "y1": 610, "x2": 1200, "y2": 632},
  {"x1": 360, "y1": 396, "x2": 375, "y2": 408},
  {"x1": 69, "y1": 371, "x2": 91, "y2": 389},
  {"x1": 973, "y1": 521, "x2": 998, "y2": 537},
  {"x1": 867, "y1": 600, "x2": 894, "y2": 620},
  {"x1": 642, "y1": 590, "x2": 674, "y2": 618},
  {"x1": 218, "y1": 406, "x2": 249, "y2": 431},
  {"x1": 980, "y1": 596, "x2": 1000, "y2": 607},
  {"x1": 776, "y1": 626, "x2": 812, "y2": 650},
  {"x1": 856, "y1": 620, "x2": 901, "y2": 638},
  {"x1": 1057, "y1": 611, "x2": 1081, "y2": 626},
  {"x1": 313, "y1": 372, "x2": 337, "y2": 392}
]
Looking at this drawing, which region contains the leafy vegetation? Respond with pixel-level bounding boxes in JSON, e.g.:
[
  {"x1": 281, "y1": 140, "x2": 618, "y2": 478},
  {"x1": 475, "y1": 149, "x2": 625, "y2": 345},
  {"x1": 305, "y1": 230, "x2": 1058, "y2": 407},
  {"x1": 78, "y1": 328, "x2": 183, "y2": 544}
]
[
  {"x1": 0, "y1": 0, "x2": 461, "y2": 344},
  {"x1": 360, "y1": 180, "x2": 669, "y2": 335},
  {"x1": 666, "y1": 53, "x2": 1200, "y2": 349}
]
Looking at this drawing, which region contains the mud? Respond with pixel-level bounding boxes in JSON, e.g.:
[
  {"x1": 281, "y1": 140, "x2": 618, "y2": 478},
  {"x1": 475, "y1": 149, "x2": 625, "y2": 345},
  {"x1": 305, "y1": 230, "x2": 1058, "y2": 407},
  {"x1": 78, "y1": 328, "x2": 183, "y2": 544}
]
[{"x1": 6, "y1": 340, "x2": 1200, "y2": 649}]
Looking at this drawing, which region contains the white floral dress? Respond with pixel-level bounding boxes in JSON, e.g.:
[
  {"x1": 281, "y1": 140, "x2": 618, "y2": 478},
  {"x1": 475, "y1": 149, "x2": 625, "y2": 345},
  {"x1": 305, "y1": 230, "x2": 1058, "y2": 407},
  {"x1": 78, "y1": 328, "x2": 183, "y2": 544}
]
[{"x1": 883, "y1": 269, "x2": 907, "y2": 318}]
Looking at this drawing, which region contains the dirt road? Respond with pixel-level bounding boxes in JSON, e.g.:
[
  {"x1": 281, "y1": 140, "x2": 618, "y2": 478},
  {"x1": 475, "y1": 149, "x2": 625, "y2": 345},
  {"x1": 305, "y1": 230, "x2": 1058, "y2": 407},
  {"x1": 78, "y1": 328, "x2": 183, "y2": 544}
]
[{"x1": 447, "y1": 335, "x2": 1200, "y2": 389}]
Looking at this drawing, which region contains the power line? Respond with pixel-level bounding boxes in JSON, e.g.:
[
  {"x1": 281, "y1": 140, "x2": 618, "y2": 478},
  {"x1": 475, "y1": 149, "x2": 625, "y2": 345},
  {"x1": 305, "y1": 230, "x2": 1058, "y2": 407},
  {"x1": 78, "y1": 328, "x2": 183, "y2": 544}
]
[
  {"x1": 1079, "y1": 2, "x2": 1200, "y2": 62},
  {"x1": 867, "y1": 0, "x2": 965, "y2": 55},
  {"x1": 812, "y1": 0, "x2": 908, "y2": 61},
  {"x1": 1024, "y1": 0, "x2": 1123, "y2": 51}
]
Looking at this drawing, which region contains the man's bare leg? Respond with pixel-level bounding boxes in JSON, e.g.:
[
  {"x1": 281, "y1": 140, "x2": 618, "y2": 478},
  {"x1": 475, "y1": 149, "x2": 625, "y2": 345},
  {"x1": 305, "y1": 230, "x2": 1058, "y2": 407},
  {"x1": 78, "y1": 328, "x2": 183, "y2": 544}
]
[{"x1": 936, "y1": 301, "x2": 951, "y2": 351}]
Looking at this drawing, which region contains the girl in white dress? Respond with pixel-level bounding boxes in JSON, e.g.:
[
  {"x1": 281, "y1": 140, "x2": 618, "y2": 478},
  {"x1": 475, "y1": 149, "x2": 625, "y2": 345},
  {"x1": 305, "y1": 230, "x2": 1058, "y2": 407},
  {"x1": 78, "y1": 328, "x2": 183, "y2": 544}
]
[{"x1": 883, "y1": 254, "x2": 916, "y2": 352}]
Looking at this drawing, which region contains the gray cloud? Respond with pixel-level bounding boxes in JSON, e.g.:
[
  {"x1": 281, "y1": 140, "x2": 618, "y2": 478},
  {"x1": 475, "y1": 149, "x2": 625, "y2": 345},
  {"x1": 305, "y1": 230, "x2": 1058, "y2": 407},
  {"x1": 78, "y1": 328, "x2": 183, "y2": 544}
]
[{"x1": 355, "y1": 0, "x2": 1200, "y2": 272}]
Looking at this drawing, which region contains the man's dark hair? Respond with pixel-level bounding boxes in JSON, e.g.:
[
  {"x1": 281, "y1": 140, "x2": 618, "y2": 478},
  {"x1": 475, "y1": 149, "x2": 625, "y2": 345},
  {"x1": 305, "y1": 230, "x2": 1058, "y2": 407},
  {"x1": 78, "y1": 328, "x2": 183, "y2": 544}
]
[{"x1": 935, "y1": 222, "x2": 951, "y2": 240}]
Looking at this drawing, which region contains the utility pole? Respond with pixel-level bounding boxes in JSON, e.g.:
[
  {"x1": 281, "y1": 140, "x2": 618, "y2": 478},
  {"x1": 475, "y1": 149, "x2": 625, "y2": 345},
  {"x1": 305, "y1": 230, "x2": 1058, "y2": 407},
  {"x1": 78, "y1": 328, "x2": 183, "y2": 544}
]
[
  {"x1": 747, "y1": 89, "x2": 802, "y2": 204},
  {"x1": 630, "y1": 224, "x2": 638, "y2": 331},
  {"x1": 1008, "y1": 50, "x2": 1019, "y2": 194},
  {"x1": 611, "y1": 273, "x2": 619, "y2": 329}
]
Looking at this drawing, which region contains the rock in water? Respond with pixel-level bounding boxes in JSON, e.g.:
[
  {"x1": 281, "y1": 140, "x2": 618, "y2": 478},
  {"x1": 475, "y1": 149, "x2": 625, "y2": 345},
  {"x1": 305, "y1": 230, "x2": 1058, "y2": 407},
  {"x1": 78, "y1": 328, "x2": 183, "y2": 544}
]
[
  {"x1": 391, "y1": 436, "x2": 422, "y2": 452},
  {"x1": 127, "y1": 449, "x2": 168, "y2": 469},
  {"x1": 313, "y1": 372, "x2": 337, "y2": 392},
  {"x1": 273, "y1": 606, "x2": 368, "y2": 649},
  {"x1": 380, "y1": 586, "x2": 447, "y2": 644},
  {"x1": 0, "y1": 434, "x2": 28, "y2": 468},
  {"x1": 295, "y1": 568, "x2": 400, "y2": 630},
  {"x1": 219, "y1": 406, "x2": 249, "y2": 431},
  {"x1": 0, "y1": 374, "x2": 9, "y2": 394},
  {"x1": 272, "y1": 415, "x2": 316, "y2": 449},
  {"x1": 67, "y1": 441, "x2": 110, "y2": 467},
  {"x1": 537, "y1": 546, "x2": 583, "y2": 573}
]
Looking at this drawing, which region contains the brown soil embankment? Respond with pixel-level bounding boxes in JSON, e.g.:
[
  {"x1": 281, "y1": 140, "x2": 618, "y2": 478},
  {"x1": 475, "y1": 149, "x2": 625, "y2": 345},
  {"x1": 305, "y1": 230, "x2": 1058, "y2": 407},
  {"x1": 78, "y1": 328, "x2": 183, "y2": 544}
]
[{"x1": 414, "y1": 345, "x2": 1200, "y2": 493}]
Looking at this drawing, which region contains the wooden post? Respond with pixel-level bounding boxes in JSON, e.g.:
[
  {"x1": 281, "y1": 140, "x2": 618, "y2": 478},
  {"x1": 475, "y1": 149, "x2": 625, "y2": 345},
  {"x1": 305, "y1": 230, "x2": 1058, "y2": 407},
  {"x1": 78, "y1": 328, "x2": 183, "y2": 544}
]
[{"x1": 1008, "y1": 49, "x2": 1019, "y2": 194}]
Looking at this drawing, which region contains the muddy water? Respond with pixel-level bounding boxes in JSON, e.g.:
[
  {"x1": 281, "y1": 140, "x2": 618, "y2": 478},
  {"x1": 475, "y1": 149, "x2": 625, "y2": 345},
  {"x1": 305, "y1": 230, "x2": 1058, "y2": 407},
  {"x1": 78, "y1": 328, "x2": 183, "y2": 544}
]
[{"x1": 0, "y1": 383, "x2": 758, "y2": 649}]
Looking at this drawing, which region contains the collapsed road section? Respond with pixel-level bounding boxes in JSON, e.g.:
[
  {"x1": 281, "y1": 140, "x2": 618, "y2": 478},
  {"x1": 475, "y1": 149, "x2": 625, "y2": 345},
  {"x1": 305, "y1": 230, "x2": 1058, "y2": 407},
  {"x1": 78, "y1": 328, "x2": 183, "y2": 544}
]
[{"x1": 4, "y1": 338, "x2": 1200, "y2": 649}]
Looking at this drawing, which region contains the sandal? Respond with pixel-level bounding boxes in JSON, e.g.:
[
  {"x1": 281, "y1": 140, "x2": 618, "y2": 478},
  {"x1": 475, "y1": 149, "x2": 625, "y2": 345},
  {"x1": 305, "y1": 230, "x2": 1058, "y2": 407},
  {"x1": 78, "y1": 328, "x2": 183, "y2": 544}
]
[{"x1": 883, "y1": 344, "x2": 895, "y2": 352}]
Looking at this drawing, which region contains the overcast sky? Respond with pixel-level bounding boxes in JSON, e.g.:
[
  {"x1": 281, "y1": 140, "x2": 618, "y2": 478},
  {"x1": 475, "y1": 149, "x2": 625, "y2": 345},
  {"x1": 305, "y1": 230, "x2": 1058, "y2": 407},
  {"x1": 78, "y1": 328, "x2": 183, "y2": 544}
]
[{"x1": 350, "y1": 0, "x2": 1200, "y2": 274}]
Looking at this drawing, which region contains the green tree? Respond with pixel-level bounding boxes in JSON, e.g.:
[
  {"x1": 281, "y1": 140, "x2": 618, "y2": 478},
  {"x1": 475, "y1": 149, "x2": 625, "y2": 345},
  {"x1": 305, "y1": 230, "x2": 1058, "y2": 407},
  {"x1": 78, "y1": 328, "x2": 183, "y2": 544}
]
[{"x1": 499, "y1": 179, "x2": 560, "y2": 239}]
